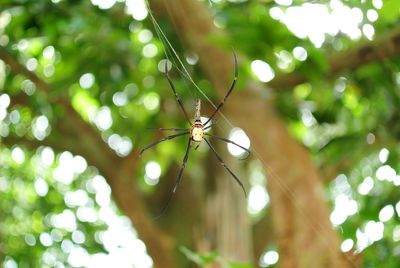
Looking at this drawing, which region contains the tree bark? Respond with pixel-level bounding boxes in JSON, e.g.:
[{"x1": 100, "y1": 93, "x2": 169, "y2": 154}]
[
  {"x1": 203, "y1": 129, "x2": 252, "y2": 267},
  {"x1": 155, "y1": 0, "x2": 355, "y2": 267}
]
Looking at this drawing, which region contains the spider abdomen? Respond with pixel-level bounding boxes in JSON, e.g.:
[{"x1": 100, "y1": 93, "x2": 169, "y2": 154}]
[{"x1": 191, "y1": 126, "x2": 204, "y2": 142}]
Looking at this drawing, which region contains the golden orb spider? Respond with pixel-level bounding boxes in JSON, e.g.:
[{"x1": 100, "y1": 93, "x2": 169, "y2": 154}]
[{"x1": 140, "y1": 51, "x2": 250, "y2": 216}]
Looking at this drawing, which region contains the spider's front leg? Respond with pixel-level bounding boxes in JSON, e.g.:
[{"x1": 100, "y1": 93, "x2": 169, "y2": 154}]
[{"x1": 139, "y1": 131, "x2": 190, "y2": 157}]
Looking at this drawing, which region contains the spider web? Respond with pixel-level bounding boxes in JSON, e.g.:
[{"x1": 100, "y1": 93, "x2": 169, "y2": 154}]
[{"x1": 142, "y1": 1, "x2": 358, "y2": 267}]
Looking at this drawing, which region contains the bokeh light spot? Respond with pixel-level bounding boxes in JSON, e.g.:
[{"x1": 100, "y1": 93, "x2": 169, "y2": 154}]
[
  {"x1": 41, "y1": 147, "x2": 55, "y2": 166},
  {"x1": 142, "y1": 43, "x2": 158, "y2": 58},
  {"x1": 126, "y1": 0, "x2": 148, "y2": 21},
  {"x1": 293, "y1": 46, "x2": 307, "y2": 61},
  {"x1": 248, "y1": 185, "x2": 269, "y2": 214},
  {"x1": 378, "y1": 148, "x2": 389, "y2": 163},
  {"x1": 341, "y1": 239, "x2": 354, "y2": 252},
  {"x1": 251, "y1": 60, "x2": 275, "y2": 82},
  {"x1": 93, "y1": 107, "x2": 113, "y2": 131},
  {"x1": 227, "y1": 128, "x2": 250, "y2": 157},
  {"x1": 145, "y1": 161, "x2": 161, "y2": 185},
  {"x1": 260, "y1": 250, "x2": 279, "y2": 267},
  {"x1": 79, "y1": 73, "x2": 95, "y2": 89},
  {"x1": 112, "y1": 91, "x2": 128, "y2": 107},
  {"x1": 34, "y1": 178, "x2": 49, "y2": 197},
  {"x1": 143, "y1": 93, "x2": 160, "y2": 111},
  {"x1": 91, "y1": 0, "x2": 116, "y2": 9},
  {"x1": 357, "y1": 176, "x2": 374, "y2": 195},
  {"x1": 379, "y1": 205, "x2": 394, "y2": 222},
  {"x1": 11, "y1": 147, "x2": 25, "y2": 164},
  {"x1": 138, "y1": 29, "x2": 153, "y2": 43}
]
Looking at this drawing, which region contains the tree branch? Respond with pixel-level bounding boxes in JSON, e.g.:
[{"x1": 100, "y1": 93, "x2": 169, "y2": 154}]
[
  {"x1": 0, "y1": 46, "x2": 176, "y2": 268},
  {"x1": 269, "y1": 27, "x2": 400, "y2": 89},
  {"x1": 0, "y1": 47, "x2": 50, "y2": 92}
]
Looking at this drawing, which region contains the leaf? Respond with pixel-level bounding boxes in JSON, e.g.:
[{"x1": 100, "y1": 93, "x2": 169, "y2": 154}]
[
  {"x1": 179, "y1": 246, "x2": 219, "y2": 266},
  {"x1": 380, "y1": 0, "x2": 400, "y2": 24},
  {"x1": 71, "y1": 87, "x2": 99, "y2": 121},
  {"x1": 226, "y1": 261, "x2": 253, "y2": 268}
]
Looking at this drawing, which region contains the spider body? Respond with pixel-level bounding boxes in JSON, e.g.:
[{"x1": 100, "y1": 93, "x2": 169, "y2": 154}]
[
  {"x1": 191, "y1": 99, "x2": 204, "y2": 142},
  {"x1": 191, "y1": 123, "x2": 204, "y2": 142},
  {"x1": 140, "y1": 50, "x2": 250, "y2": 217}
]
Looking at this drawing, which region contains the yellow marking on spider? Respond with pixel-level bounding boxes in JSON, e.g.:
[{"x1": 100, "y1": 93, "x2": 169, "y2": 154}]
[{"x1": 191, "y1": 126, "x2": 204, "y2": 142}]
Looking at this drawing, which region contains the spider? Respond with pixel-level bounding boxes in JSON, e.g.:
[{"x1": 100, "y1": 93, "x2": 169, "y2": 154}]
[{"x1": 140, "y1": 51, "x2": 250, "y2": 215}]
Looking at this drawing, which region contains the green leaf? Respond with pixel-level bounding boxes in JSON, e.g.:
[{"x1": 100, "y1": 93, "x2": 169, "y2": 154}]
[
  {"x1": 71, "y1": 87, "x2": 99, "y2": 121},
  {"x1": 380, "y1": 0, "x2": 400, "y2": 24},
  {"x1": 226, "y1": 261, "x2": 253, "y2": 268},
  {"x1": 179, "y1": 246, "x2": 219, "y2": 266}
]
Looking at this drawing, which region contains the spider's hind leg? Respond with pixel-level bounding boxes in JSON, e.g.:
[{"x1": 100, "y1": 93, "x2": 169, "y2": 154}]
[
  {"x1": 155, "y1": 138, "x2": 192, "y2": 219},
  {"x1": 194, "y1": 142, "x2": 201, "y2": 150},
  {"x1": 204, "y1": 137, "x2": 247, "y2": 197}
]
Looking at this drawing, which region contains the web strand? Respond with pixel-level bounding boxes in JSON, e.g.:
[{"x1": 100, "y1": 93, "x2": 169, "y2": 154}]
[{"x1": 146, "y1": 0, "x2": 237, "y2": 126}]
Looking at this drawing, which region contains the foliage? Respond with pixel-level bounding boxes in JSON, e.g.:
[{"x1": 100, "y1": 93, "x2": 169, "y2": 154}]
[{"x1": 1, "y1": 0, "x2": 400, "y2": 267}]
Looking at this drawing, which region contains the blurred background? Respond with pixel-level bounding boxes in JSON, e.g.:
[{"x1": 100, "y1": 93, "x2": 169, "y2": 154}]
[{"x1": 1, "y1": 0, "x2": 400, "y2": 267}]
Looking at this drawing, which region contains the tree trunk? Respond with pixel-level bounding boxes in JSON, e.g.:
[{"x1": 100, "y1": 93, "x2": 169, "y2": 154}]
[
  {"x1": 155, "y1": 0, "x2": 354, "y2": 267},
  {"x1": 203, "y1": 129, "x2": 252, "y2": 267}
]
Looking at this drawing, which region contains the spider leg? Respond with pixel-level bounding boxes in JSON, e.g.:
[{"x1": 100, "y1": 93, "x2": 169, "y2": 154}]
[
  {"x1": 204, "y1": 124, "x2": 213, "y2": 131},
  {"x1": 205, "y1": 133, "x2": 250, "y2": 160},
  {"x1": 194, "y1": 143, "x2": 201, "y2": 150},
  {"x1": 165, "y1": 62, "x2": 192, "y2": 124},
  {"x1": 205, "y1": 50, "x2": 238, "y2": 126},
  {"x1": 155, "y1": 138, "x2": 192, "y2": 218},
  {"x1": 204, "y1": 138, "x2": 247, "y2": 197},
  {"x1": 139, "y1": 131, "x2": 190, "y2": 156},
  {"x1": 146, "y1": 127, "x2": 189, "y2": 131}
]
